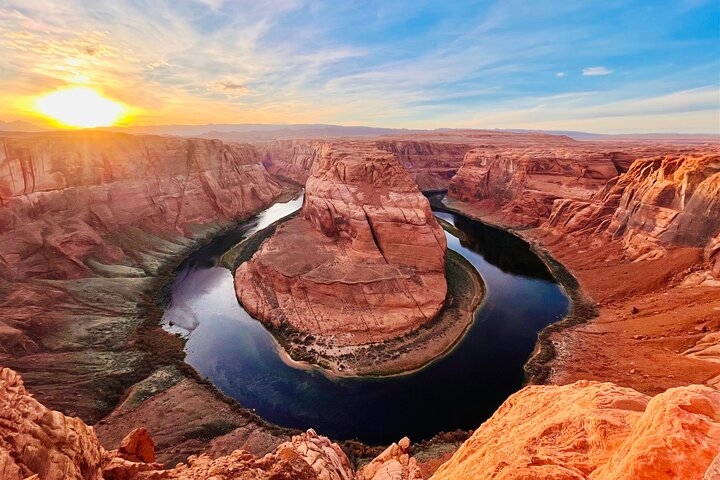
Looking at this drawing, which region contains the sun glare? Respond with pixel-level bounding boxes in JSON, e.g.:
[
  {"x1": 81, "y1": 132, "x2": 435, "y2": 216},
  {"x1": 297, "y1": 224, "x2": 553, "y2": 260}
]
[{"x1": 35, "y1": 87, "x2": 127, "y2": 128}]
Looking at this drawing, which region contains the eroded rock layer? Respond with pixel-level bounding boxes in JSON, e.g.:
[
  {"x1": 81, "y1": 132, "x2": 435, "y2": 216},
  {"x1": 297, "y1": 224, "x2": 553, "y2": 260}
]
[
  {"x1": 430, "y1": 380, "x2": 720, "y2": 480},
  {"x1": 544, "y1": 153, "x2": 720, "y2": 263},
  {"x1": 0, "y1": 131, "x2": 284, "y2": 460},
  {"x1": 375, "y1": 140, "x2": 470, "y2": 191},
  {"x1": 236, "y1": 141, "x2": 447, "y2": 347},
  {"x1": 447, "y1": 144, "x2": 645, "y2": 227}
]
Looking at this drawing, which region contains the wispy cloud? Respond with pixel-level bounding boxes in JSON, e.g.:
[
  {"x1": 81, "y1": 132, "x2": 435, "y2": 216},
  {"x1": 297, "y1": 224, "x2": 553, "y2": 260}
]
[
  {"x1": 582, "y1": 66, "x2": 613, "y2": 76},
  {"x1": 0, "y1": 0, "x2": 717, "y2": 132}
]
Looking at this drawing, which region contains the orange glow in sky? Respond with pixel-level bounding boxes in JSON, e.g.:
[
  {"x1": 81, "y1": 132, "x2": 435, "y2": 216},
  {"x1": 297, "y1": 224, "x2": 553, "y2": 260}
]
[{"x1": 34, "y1": 87, "x2": 127, "y2": 128}]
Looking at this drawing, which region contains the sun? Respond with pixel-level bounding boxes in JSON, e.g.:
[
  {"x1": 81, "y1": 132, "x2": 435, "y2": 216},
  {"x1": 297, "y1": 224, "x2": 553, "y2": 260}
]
[{"x1": 35, "y1": 87, "x2": 127, "y2": 128}]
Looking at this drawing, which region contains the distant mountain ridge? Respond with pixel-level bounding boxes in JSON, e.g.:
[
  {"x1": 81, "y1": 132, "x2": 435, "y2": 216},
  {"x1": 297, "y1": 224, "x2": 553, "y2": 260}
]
[
  {"x1": 1, "y1": 120, "x2": 717, "y2": 142},
  {"x1": 0, "y1": 120, "x2": 48, "y2": 132}
]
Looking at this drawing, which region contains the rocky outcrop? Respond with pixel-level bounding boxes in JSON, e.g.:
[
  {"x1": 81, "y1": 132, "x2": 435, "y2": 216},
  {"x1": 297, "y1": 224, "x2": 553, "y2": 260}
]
[
  {"x1": 375, "y1": 141, "x2": 470, "y2": 191},
  {"x1": 543, "y1": 153, "x2": 720, "y2": 264},
  {"x1": 0, "y1": 366, "x2": 425, "y2": 479},
  {"x1": 0, "y1": 367, "x2": 104, "y2": 480},
  {"x1": 236, "y1": 141, "x2": 447, "y2": 348},
  {"x1": 447, "y1": 145, "x2": 627, "y2": 227},
  {"x1": 357, "y1": 436, "x2": 423, "y2": 480},
  {"x1": 259, "y1": 138, "x2": 472, "y2": 192},
  {"x1": 430, "y1": 380, "x2": 720, "y2": 480},
  {"x1": 0, "y1": 132, "x2": 281, "y2": 280}
]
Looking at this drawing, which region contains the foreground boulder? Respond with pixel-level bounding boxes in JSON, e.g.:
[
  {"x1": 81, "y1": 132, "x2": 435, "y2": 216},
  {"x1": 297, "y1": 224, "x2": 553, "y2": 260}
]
[
  {"x1": 0, "y1": 367, "x2": 104, "y2": 479},
  {"x1": 430, "y1": 381, "x2": 720, "y2": 480},
  {"x1": 236, "y1": 141, "x2": 447, "y2": 348}
]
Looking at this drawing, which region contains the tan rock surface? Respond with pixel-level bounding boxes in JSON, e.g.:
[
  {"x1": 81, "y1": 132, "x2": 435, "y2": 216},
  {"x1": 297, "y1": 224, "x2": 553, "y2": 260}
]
[
  {"x1": 446, "y1": 142, "x2": 720, "y2": 396},
  {"x1": 236, "y1": 141, "x2": 447, "y2": 347},
  {"x1": 430, "y1": 381, "x2": 720, "y2": 480},
  {"x1": 357, "y1": 436, "x2": 423, "y2": 480},
  {"x1": 0, "y1": 367, "x2": 104, "y2": 480},
  {"x1": 447, "y1": 144, "x2": 636, "y2": 227}
]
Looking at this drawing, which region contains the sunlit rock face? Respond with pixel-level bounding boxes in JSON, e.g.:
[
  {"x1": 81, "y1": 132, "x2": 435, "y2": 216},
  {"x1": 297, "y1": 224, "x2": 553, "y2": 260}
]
[
  {"x1": 0, "y1": 367, "x2": 105, "y2": 480},
  {"x1": 544, "y1": 152, "x2": 720, "y2": 263},
  {"x1": 236, "y1": 141, "x2": 447, "y2": 347},
  {"x1": 0, "y1": 367, "x2": 383, "y2": 480},
  {"x1": 258, "y1": 138, "x2": 470, "y2": 191},
  {"x1": 0, "y1": 132, "x2": 282, "y2": 280},
  {"x1": 430, "y1": 381, "x2": 720, "y2": 480},
  {"x1": 447, "y1": 145, "x2": 628, "y2": 227},
  {"x1": 0, "y1": 131, "x2": 282, "y2": 422}
]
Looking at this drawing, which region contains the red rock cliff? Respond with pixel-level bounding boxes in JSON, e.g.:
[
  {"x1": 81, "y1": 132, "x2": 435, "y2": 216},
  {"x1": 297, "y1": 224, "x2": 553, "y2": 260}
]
[
  {"x1": 544, "y1": 153, "x2": 720, "y2": 264},
  {"x1": 235, "y1": 141, "x2": 447, "y2": 347},
  {"x1": 0, "y1": 131, "x2": 282, "y2": 425}
]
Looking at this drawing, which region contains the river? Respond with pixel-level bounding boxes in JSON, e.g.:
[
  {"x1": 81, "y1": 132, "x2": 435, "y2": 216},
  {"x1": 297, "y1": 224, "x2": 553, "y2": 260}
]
[{"x1": 162, "y1": 195, "x2": 569, "y2": 445}]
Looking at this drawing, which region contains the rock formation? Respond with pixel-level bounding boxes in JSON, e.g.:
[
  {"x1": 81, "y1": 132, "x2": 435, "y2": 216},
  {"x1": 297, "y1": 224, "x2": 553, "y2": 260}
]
[
  {"x1": 0, "y1": 367, "x2": 105, "y2": 480},
  {"x1": 257, "y1": 139, "x2": 323, "y2": 184},
  {"x1": 430, "y1": 380, "x2": 720, "y2": 480},
  {"x1": 0, "y1": 131, "x2": 285, "y2": 460},
  {"x1": 544, "y1": 152, "x2": 720, "y2": 263},
  {"x1": 375, "y1": 140, "x2": 470, "y2": 191},
  {"x1": 0, "y1": 366, "x2": 425, "y2": 479},
  {"x1": 356, "y1": 436, "x2": 423, "y2": 480},
  {"x1": 447, "y1": 144, "x2": 637, "y2": 227},
  {"x1": 236, "y1": 141, "x2": 447, "y2": 347},
  {"x1": 258, "y1": 138, "x2": 471, "y2": 191},
  {"x1": 3, "y1": 365, "x2": 718, "y2": 480}
]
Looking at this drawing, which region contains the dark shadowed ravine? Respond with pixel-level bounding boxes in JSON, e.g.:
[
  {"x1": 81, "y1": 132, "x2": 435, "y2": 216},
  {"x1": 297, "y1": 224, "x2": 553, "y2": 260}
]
[{"x1": 161, "y1": 196, "x2": 569, "y2": 445}]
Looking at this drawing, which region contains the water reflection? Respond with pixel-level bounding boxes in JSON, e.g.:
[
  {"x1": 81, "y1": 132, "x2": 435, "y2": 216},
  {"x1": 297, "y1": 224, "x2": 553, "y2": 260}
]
[{"x1": 162, "y1": 196, "x2": 569, "y2": 444}]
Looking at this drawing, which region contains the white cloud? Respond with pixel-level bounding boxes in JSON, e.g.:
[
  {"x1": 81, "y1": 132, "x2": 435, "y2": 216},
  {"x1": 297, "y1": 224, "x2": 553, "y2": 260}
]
[
  {"x1": 556, "y1": 72, "x2": 565, "y2": 77},
  {"x1": 582, "y1": 66, "x2": 613, "y2": 76}
]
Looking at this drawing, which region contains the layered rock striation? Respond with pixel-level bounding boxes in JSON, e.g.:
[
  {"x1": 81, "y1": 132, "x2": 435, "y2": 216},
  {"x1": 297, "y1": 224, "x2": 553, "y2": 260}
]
[
  {"x1": 447, "y1": 144, "x2": 636, "y2": 227},
  {"x1": 236, "y1": 142, "x2": 447, "y2": 348},
  {"x1": 544, "y1": 152, "x2": 720, "y2": 263},
  {"x1": 258, "y1": 138, "x2": 472, "y2": 192},
  {"x1": 0, "y1": 131, "x2": 285, "y2": 459},
  {"x1": 375, "y1": 140, "x2": 470, "y2": 191},
  {"x1": 0, "y1": 366, "x2": 397, "y2": 480}
]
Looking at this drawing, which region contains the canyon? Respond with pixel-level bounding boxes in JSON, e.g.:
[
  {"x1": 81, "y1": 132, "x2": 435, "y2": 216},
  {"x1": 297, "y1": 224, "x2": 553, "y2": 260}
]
[
  {"x1": 235, "y1": 141, "x2": 472, "y2": 374},
  {"x1": 0, "y1": 130, "x2": 718, "y2": 478}
]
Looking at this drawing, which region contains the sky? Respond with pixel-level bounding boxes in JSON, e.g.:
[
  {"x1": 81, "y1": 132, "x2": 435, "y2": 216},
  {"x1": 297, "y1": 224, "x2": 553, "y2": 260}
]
[{"x1": 0, "y1": 0, "x2": 718, "y2": 133}]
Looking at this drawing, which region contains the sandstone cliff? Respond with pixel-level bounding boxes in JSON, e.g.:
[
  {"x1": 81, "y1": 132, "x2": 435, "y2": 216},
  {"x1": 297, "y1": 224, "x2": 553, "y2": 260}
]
[
  {"x1": 447, "y1": 145, "x2": 636, "y2": 227},
  {"x1": 236, "y1": 141, "x2": 447, "y2": 349},
  {"x1": 375, "y1": 140, "x2": 469, "y2": 191},
  {"x1": 3, "y1": 365, "x2": 717, "y2": 480},
  {"x1": 258, "y1": 138, "x2": 471, "y2": 191},
  {"x1": 257, "y1": 139, "x2": 323, "y2": 184},
  {"x1": 430, "y1": 380, "x2": 720, "y2": 480},
  {"x1": 0, "y1": 132, "x2": 285, "y2": 461},
  {"x1": 544, "y1": 152, "x2": 720, "y2": 264}
]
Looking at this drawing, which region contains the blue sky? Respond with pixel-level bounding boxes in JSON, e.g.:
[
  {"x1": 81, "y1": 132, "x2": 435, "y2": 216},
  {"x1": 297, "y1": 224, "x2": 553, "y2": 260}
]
[{"x1": 1, "y1": 0, "x2": 718, "y2": 132}]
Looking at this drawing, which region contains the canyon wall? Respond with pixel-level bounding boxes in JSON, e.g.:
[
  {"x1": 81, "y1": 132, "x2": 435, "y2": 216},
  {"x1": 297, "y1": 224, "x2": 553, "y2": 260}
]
[
  {"x1": 257, "y1": 139, "x2": 323, "y2": 184},
  {"x1": 257, "y1": 138, "x2": 472, "y2": 191},
  {"x1": 0, "y1": 131, "x2": 288, "y2": 463},
  {"x1": 374, "y1": 140, "x2": 470, "y2": 191},
  {"x1": 544, "y1": 152, "x2": 720, "y2": 264},
  {"x1": 236, "y1": 141, "x2": 447, "y2": 347},
  {"x1": 446, "y1": 145, "x2": 637, "y2": 227}
]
